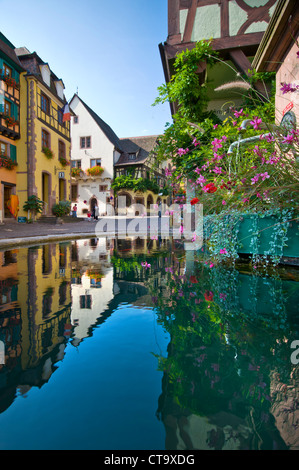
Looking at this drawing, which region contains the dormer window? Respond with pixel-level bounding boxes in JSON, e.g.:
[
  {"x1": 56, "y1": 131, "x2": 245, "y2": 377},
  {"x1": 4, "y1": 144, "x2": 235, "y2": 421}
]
[
  {"x1": 54, "y1": 79, "x2": 64, "y2": 99},
  {"x1": 128, "y1": 153, "x2": 136, "y2": 160},
  {"x1": 40, "y1": 64, "x2": 51, "y2": 87}
]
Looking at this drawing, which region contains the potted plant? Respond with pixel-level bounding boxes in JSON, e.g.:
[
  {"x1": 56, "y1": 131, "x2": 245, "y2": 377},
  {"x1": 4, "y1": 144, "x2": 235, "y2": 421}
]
[
  {"x1": 52, "y1": 200, "x2": 71, "y2": 223},
  {"x1": 23, "y1": 195, "x2": 44, "y2": 222}
]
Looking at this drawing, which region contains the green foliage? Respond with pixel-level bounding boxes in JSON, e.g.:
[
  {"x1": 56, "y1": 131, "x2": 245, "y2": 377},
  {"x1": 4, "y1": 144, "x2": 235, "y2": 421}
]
[
  {"x1": 52, "y1": 200, "x2": 71, "y2": 217},
  {"x1": 23, "y1": 195, "x2": 44, "y2": 214},
  {"x1": 112, "y1": 175, "x2": 160, "y2": 194},
  {"x1": 153, "y1": 39, "x2": 218, "y2": 122}
]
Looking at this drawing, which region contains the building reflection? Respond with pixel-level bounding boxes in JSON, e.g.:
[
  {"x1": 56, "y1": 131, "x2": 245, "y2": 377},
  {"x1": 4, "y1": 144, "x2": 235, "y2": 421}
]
[{"x1": 0, "y1": 242, "x2": 72, "y2": 412}]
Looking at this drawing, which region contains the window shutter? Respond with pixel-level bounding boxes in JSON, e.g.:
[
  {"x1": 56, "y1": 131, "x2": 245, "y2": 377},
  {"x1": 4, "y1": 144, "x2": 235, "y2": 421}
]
[
  {"x1": 0, "y1": 58, "x2": 3, "y2": 73},
  {"x1": 12, "y1": 103, "x2": 18, "y2": 120},
  {"x1": 10, "y1": 144, "x2": 17, "y2": 162}
]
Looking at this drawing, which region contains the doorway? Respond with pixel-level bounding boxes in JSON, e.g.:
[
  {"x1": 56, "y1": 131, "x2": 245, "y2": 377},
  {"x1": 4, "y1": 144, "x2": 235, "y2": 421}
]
[{"x1": 42, "y1": 172, "x2": 50, "y2": 214}]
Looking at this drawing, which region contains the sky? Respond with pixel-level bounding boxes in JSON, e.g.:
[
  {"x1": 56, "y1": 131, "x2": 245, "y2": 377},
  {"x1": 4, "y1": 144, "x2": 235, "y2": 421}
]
[{"x1": 0, "y1": 0, "x2": 172, "y2": 138}]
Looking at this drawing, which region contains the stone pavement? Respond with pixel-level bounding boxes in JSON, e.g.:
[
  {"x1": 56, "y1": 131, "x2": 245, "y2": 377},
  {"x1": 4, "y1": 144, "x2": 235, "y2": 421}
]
[{"x1": 0, "y1": 216, "x2": 171, "y2": 249}]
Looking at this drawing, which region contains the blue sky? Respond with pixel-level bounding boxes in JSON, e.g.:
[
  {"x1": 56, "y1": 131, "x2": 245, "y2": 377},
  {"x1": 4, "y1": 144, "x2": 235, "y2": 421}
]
[{"x1": 1, "y1": 0, "x2": 172, "y2": 138}]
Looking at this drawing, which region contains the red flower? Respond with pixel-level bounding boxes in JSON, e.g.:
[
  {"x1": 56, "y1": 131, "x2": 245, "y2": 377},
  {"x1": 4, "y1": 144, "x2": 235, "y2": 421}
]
[
  {"x1": 189, "y1": 275, "x2": 198, "y2": 284},
  {"x1": 204, "y1": 291, "x2": 214, "y2": 301},
  {"x1": 190, "y1": 197, "x2": 200, "y2": 205},
  {"x1": 204, "y1": 183, "x2": 217, "y2": 193}
]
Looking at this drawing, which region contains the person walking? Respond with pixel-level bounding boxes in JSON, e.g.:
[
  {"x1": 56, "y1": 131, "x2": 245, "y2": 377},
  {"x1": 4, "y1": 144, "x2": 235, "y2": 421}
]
[
  {"x1": 72, "y1": 204, "x2": 77, "y2": 218},
  {"x1": 94, "y1": 204, "x2": 99, "y2": 220}
]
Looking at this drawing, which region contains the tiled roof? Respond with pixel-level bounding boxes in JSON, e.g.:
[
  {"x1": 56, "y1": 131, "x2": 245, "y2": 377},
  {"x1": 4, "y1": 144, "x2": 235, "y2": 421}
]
[{"x1": 115, "y1": 135, "x2": 159, "y2": 166}]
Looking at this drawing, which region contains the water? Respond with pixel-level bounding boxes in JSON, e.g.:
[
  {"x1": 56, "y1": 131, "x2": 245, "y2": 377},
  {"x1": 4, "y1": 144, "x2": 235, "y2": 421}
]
[{"x1": 0, "y1": 236, "x2": 298, "y2": 450}]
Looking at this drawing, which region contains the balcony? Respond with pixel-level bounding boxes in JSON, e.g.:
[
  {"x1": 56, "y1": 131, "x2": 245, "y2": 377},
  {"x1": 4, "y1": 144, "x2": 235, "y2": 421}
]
[{"x1": 0, "y1": 114, "x2": 20, "y2": 140}]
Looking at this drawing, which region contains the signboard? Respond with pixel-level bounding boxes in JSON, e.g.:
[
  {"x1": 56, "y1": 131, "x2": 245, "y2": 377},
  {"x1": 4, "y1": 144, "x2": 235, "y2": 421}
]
[
  {"x1": 18, "y1": 216, "x2": 27, "y2": 223},
  {"x1": 58, "y1": 172, "x2": 65, "y2": 178}
]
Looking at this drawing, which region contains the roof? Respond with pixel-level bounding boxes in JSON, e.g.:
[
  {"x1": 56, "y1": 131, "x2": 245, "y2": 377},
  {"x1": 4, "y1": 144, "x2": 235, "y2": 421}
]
[
  {"x1": 252, "y1": 0, "x2": 299, "y2": 72},
  {"x1": 115, "y1": 135, "x2": 159, "y2": 167},
  {"x1": 70, "y1": 94, "x2": 123, "y2": 152},
  {"x1": 0, "y1": 34, "x2": 24, "y2": 72},
  {"x1": 15, "y1": 49, "x2": 67, "y2": 104}
]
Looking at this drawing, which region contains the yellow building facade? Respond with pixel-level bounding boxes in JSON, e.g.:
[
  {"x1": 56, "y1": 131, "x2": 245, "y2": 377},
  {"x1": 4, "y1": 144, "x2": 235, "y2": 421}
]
[
  {"x1": 0, "y1": 34, "x2": 24, "y2": 223},
  {"x1": 15, "y1": 48, "x2": 71, "y2": 219}
]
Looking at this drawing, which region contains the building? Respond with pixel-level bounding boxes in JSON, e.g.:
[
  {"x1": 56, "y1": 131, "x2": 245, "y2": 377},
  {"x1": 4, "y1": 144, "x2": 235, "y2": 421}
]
[
  {"x1": 15, "y1": 47, "x2": 71, "y2": 219},
  {"x1": 252, "y1": 0, "x2": 299, "y2": 127},
  {"x1": 69, "y1": 94, "x2": 123, "y2": 217},
  {"x1": 113, "y1": 135, "x2": 169, "y2": 215},
  {"x1": 160, "y1": 0, "x2": 279, "y2": 119},
  {"x1": 0, "y1": 33, "x2": 24, "y2": 223}
]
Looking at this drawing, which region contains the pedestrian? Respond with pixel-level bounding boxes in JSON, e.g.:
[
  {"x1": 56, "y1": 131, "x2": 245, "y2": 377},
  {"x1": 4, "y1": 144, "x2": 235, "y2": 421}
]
[
  {"x1": 94, "y1": 204, "x2": 99, "y2": 220},
  {"x1": 72, "y1": 204, "x2": 77, "y2": 218}
]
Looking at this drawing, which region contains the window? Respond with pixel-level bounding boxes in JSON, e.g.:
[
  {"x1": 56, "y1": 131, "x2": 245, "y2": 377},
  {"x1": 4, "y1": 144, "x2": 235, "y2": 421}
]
[
  {"x1": 0, "y1": 142, "x2": 8, "y2": 156},
  {"x1": 90, "y1": 158, "x2": 101, "y2": 167},
  {"x1": 42, "y1": 129, "x2": 50, "y2": 148},
  {"x1": 71, "y1": 184, "x2": 78, "y2": 202},
  {"x1": 80, "y1": 294, "x2": 92, "y2": 309},
  {"x1": 41, "y1": 93, "x2": 50, "y2": 114},
  {"x1": 99, "y1": 185, "x2": 108, "y2": 192},
  {"x1": 128, "y1": 153, "x2": 136, "y2": 160},
  {"x1": 58, "y1": 108, "x2": 64, "y2": 125},
  {"x1": 71, "y1": 160, "x2": 81, "y2": 168},
  {"x1": 3, "y1": 63, "x2": 11, "y2": 78},
  {"x1": 58, "y1": 140, "x2": 66, "y2": 160},
  {"x1": 80, "y1": 136, "x2": 91, "y2": 148},
  {"x1": 4, "y1": 100, "x2": 11, "y2": 116},
  {"x1": 73, "y1": 116, "x2": 79, "y2": 124}
]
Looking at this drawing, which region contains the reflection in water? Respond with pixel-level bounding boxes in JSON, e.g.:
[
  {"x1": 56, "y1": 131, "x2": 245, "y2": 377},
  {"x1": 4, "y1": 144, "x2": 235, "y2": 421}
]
[{"x1": 0, "y1": 236, "x2": 298, "y2": 450}]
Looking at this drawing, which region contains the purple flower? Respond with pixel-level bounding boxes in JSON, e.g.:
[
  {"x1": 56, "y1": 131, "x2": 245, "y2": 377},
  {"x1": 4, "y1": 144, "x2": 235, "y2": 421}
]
[{"x1": 280, "y1": 82, "x2": 299, "y2": 94}]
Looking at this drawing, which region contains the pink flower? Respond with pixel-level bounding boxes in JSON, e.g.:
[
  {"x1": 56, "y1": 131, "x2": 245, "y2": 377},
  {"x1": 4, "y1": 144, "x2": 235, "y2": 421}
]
[
  {"x1": 191, "y1": 233, "x2": 197, "y2": 242},
  {"x1": 222, "y1": 200, "x2": 226, "y2": 205},
  {"x1": 179, "y1": 225, "x2": 184, "y2": 234},
  {"x1": 211, "y1": 138, "x2": 223, "y2": 150},
  {"x1": 234, "y1": 108, "x2": 244, "y2": 118},
  {"x1": 219, "y1": 248, "x2": 227, "y2": 254},
  {"x1": 209, "y1": 263, "x2": 214, "y2": 268},
  {"x1": 250, "y1": 116, "x2": 262, "y2": 130}
]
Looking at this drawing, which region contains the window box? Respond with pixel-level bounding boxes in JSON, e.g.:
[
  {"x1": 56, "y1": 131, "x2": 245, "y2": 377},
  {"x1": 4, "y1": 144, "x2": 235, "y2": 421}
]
[
  {"x1": 71, "y1": 167, "x2": 82, "y2": 177},
  {"x1": 59, "y1": 157, "x2": 70, "y2": 167},
  {"x1": 3, "y1": 115, "x2": 18, "y2": 128},
  {"x1": 86, "y1": 166, "x2": 104, "y2": 176},
  {"x1": 42, "y1": 146, "x2": 54, "y2": 159},
  {"x1": 0, "y1": 155, "x2": 18, "y2": 170}
]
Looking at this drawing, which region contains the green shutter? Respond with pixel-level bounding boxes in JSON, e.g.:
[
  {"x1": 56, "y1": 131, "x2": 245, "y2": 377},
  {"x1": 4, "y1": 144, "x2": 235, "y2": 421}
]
[
  {"x1": 12, "y1": 102, "x2": 18, "y2": 120},
  {"x1": 0, "y1": 58, "x2": 3, "y2": 72},
  {"x1": 10, "y1": 144, "x2": 17, "y2": 162}
]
